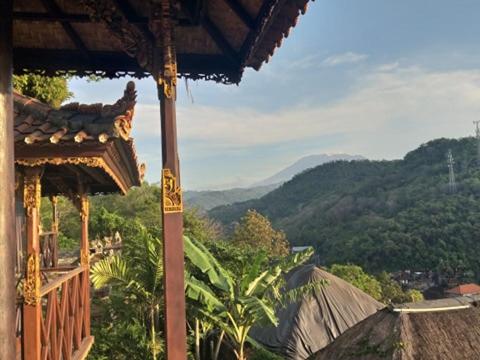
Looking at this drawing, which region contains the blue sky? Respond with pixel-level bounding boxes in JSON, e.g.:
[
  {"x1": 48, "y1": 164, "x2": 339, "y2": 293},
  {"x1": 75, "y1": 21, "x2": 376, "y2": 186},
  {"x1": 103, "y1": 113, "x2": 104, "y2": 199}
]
[{"x1": 69, "y1": 0, "x2": 480, "y2": 189}]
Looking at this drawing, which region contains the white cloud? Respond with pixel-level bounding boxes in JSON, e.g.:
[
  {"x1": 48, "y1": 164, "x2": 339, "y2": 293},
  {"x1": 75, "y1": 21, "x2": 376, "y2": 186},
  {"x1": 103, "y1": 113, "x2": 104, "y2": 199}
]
[
  {"x1": 131, "y1": 64, "x2": 480, "y2": 168},
  {"x1": 322, "y1": 52, "x2": 369, "y2": 66}
]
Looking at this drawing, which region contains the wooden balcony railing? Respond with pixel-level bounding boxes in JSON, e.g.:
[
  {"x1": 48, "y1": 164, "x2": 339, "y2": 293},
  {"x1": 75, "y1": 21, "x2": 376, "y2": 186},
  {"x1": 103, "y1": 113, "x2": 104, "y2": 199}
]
[
  {"x1": 38, "y1": 266, "x2": 93, "y2": 360},
  {"x1": 40, "y1": 232, "x2": 58, "y2": 269}
]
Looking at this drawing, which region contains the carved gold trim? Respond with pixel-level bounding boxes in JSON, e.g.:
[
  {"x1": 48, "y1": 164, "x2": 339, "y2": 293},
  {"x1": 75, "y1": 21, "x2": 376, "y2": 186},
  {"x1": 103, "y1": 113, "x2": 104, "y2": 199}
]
[
  {"x1": 23, "y1": 173, "x2": 41, "y2": 217},
  {"x1": 80, "y1": 195, "x2": 89, "y2": 222},
  {"x1": 24, "y1": 253, "x2": 40, "y2": 306},
  {"x1": 16, "y1": 157, "x2": 128, "y2": 194},
  {"x1": 162, "y1": 168, "x2": 183, "y2": 213},
  {"x1": 80, "y1": 249, "x2": 90, "y2": 266}
]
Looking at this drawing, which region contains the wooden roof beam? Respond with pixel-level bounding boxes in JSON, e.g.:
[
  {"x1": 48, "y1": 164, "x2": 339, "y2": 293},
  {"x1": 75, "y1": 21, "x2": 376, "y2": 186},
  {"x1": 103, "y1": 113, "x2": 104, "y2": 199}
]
[
  {"x1": 13, "y1": 12, "x2": 195, "y2": 27},
  {"x1": 179, "y1": 0, "x2": 240, "y2": 67},
  {"x1": 14, "y1": 48, "x2": 237, "y2": 75},
  {"x1": 39, "y1": 0, "x2": 90, "y2": 59},
  {"x1": 201, "y1": 16, "x2": 241, "y2": 67},
  {"x1": 112, "y1": 0, "x2": 155, "y2": 44},
  {"x1": 223, "y1": 0, "x2": 255, "y2": 30},
  {"x1": 239, "y1": 0, "x2": 285, "y2": 66},
  {"x1": 13, "y1": 12, "x2": 92, "y2": 23}
]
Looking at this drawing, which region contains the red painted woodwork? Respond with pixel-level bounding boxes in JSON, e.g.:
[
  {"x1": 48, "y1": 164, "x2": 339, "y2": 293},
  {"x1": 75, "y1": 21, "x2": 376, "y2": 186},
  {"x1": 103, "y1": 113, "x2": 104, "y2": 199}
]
[
  {"x1": 23, "y1": 167, "x2": 42, "y2": 360},
  {"x1": 39, "y1": 266, "x2": 93, "y2": 360},
  {"x1": 0, "y1": 1, "x2": 17, "y2": 359},
  {"x1": 160, "y1": 85, "x2": 187, "y2": 359}
]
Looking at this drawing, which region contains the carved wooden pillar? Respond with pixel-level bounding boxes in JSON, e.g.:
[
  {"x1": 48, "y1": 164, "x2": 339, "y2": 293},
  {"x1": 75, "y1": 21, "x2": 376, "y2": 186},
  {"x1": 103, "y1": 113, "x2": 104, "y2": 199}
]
[
  {"x1": 50, "y1": 196, "x2": 59, "y2": 267},
  {"x1": 22, "y1": 167, "x2": 43, "y2": 360},
  {"x1": 152, "y1": 2, "x2": 187, "y2": 359},
  {"x1": 79, "y1": 191, "x2": 91, "y2": 337},
  {"x1": 0, "y1": 1, "x2": 16, "y2": 359}
]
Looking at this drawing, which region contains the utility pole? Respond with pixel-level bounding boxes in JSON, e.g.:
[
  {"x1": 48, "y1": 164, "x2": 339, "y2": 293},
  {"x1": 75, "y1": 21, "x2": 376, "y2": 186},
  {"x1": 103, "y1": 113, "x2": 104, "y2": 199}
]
[
  {"x1": 474, "y1": 121, "x2": 480, "y2": 165},
  {"x1": 447, "y1": 149, "x2": 457, "y2": 193}
]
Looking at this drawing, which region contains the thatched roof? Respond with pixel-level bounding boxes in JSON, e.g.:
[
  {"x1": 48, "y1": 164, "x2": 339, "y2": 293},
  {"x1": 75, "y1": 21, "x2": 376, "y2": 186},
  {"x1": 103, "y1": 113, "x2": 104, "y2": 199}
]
[
  {"x1": 13, "y1": 0, "x2": 313, "y2": 83},
  {"x1": 310, "y1": 301, "x2": 480, "y2": 360},
  {"x1": 251, "y1": 265, "x2": 385, "y2": 360},
  {"x1": 14, "y1": 82, "x2": 143, "y2": 195}
]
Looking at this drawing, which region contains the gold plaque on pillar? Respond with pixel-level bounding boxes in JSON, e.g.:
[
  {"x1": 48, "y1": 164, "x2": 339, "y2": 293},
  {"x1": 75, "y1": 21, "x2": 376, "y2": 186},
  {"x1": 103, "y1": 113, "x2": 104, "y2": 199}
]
[
  {"x1": 24, "y1": 253, "x2": 40, "y2": 306},
  {"x1": 162, "y1": 168, "x2": 183, "y2": 213}
]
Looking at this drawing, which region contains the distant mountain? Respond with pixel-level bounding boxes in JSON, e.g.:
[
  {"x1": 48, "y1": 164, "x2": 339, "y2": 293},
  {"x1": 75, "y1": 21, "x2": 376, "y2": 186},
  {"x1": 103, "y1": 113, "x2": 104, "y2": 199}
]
[
  {"x1": 253, "y1": 154, "x2": 365, "y2": 186},
  {"x1": 209, "y1": 138, "x2": 480, "y2": 279},
  {"x1": 183, "y1": 154, "x2": 364, "y2": 210},
  {"x1": 184, "y1": 184, "x2": 277, "y2": 211}
]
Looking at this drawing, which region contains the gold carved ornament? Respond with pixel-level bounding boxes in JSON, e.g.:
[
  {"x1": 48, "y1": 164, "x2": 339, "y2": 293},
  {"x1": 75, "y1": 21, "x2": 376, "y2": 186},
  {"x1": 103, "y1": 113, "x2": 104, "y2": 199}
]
[
  {"x1": 24, "y1": 253, "x2": 40, "y2": 306},
  {"x1": 80, "y1": 195, "x2": 90, "y2": 222},
  {"x1": 151, "y1": 0, "x2": 177, "y2": 99},
  {"x1": 162, "y1": 168, "x2": 183, "y2": 213},
  {"x1": 80, "y1": 249, "x2": 90, "y2": 266},
  {"x1": 23, "y1": 173, "x2": 41, "y2": 217}
]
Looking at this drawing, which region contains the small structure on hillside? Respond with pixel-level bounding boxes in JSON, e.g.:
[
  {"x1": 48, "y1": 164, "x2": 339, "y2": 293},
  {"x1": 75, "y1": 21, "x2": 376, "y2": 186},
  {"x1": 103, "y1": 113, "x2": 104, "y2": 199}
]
[
  {"x1": 251, "y1": 265, "x2": 385, "y2": 360},
  {"x1": 310, "y1": 299, "x2": 480, "y2": 360},
  {"x1": 446, "y1": 283, "x2": 480, "y2": 297}
]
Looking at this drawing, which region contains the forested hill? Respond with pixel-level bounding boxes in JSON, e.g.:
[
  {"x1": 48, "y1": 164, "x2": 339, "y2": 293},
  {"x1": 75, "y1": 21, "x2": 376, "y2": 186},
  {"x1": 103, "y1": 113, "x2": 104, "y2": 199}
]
[{"x1": 209, "y1": 137, "x2": 480, "y2": 278}]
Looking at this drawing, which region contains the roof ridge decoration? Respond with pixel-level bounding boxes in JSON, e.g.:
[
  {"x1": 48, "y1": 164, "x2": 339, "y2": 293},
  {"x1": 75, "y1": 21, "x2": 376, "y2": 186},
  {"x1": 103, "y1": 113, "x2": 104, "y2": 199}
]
[{"x1": 15, "y1": 82, "x2": 137, "y2": 144}]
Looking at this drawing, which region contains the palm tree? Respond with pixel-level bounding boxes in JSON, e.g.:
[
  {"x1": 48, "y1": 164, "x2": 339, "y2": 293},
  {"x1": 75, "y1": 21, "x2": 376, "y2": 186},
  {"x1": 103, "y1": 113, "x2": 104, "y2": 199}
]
[
  {"x1": 184, "y1": 236, "x2": 324, "y2": 360},
  {"x1": 91, "y1": 230, "x2": 164, "y2": 360}
]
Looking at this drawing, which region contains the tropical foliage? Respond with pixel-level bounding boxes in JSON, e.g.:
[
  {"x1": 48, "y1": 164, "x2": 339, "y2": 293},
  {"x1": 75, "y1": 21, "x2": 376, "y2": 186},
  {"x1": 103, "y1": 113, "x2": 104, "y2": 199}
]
[
  {"x1": 330, "y1": 264, "x2": 424, "y2": 304},
  {"x1": 13, "y1": 74, "x2": 72, "y2": 108},
  {"x1": 91, "y1": 224, "x2": 165, "y2": 360},
  {"x1": 210, "y1": 138, "x2": 480, "y2": 281},
  {"x1": 232, "y1": 209, "x2": 289, "y2": 257},
  {"x1": 184, "y1": 236, "x2": 321, "y2": 360}
]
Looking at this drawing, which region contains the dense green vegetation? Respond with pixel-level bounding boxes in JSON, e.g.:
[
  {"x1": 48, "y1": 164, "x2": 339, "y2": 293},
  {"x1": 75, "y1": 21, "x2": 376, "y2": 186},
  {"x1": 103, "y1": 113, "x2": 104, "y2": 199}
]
[
  {"x1": 41, "y1": 183, "x2": 293, "y2": 359},
  {"x1": 13, "y1": 74, "x2": 72, "y2": 108},
  {"x1": 329, "y1": 264, "x2": 423, "y2": 304},
  {"x1": 210, "y1": 138, "x2": 480, "y2": 280}
]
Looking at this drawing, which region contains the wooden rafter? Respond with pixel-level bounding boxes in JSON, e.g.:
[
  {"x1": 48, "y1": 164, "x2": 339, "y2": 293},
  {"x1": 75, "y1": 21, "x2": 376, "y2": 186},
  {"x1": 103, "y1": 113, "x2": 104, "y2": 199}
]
[
  {"x1": 201, "y1": 16, "x2": 240, "y2": 67},
  {"x1": 13, "y1": 12, "x2": 92, "y2": 22},
  {"x1": 75, "y1": 165, "x2": 109, "y2": 186},
  {"x1": 111, "y1": 0, "x2": 156, "y2": 43},
  {"x1": 39, "y1": 0, "x2": 90, "y2": 59},
  {"x1": 13, "y1": 11, "x2": 195, "y2": 27},
  {"x1": 239, "y1": 0, "x2": 284, "y2": 66},
  {"x1": 223, "y1": 0, "x2": 255, "y2": 29},
  {"x1": 180, "y1": 0, "x2": 240, "y2": 67}
]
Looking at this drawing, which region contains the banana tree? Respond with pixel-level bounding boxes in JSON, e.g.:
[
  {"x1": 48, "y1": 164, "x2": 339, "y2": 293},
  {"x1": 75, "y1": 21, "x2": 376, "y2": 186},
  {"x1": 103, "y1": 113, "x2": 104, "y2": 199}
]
[
  {"x1": 184, "y1": 236, "x2": 323, "y2": 360},
  {"x1": 91, "y1": 231, "x2": 164, "y2": 360}
]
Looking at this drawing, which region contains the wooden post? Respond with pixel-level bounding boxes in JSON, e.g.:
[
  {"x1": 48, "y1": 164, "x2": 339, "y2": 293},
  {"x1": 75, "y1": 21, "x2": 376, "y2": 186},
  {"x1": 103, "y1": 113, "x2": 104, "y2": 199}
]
[
  {"x1": 79, "y1": 189, "x2": 91, "y2": 337},
  {"x1": 151, "y1": 2, "x2": 187, "y2": 359},
  {"x1": 0, "y1": 1, "x2": 17, "y2": 358},
  {"x1": 50, "y1": 196, "x2": 59, "y2": 267},
  {"x1": 159, "y1": 81, "x2": 187, "y2": 360},
  {"x1": 23, "y1": 167, "x2": 43, "y2": 360}
]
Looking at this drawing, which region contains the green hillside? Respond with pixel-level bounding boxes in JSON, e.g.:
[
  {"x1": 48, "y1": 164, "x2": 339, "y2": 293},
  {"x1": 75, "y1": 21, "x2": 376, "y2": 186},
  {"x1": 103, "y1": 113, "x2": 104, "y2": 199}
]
[
  {"x1": 184, "y1": 184, "x2": 277, "y2": 211},
  {"x1": 209, "y1": 138, "x2": 480, "y2": 278}
]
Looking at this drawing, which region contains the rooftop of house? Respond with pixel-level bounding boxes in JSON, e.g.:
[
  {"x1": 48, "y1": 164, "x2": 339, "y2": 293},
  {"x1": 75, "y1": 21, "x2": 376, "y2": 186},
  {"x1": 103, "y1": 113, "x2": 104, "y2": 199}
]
[{"x1": 446, "y1": 283, "x2": 480, "y2": 296}]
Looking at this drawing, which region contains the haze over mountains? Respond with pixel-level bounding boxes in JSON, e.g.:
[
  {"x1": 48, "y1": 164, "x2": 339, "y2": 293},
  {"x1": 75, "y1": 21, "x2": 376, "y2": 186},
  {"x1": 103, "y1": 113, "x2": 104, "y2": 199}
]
[
  {"x1": 184, "y1": 153, "x2": 364, "y2": 210},
  {"x1": 209, "y1": 138, "x2": 480, "y2": 279},
  {"x1": 253, "y1": 154, "x2": 365, "y2": 187}
]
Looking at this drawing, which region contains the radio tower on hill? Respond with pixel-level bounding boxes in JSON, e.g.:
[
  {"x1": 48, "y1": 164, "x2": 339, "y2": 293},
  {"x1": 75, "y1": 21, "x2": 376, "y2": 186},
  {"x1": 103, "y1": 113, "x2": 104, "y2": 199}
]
[
  {"x1": 474, "y1": 121, "x2": 480, "y2": 165},
  {"x1": 447, "y1": 150, "x2": 457, "y2": 193}
]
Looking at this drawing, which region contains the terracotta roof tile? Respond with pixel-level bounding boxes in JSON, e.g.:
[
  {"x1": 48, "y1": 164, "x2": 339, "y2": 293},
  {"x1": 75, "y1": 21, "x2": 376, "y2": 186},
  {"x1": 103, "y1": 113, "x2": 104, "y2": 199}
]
[
  {"x1": 446, "y1": 283, "x2": 480, "y2": 295},
  {"x1": 14, "y1": 81, "x2": 137, "y2": 145}
]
